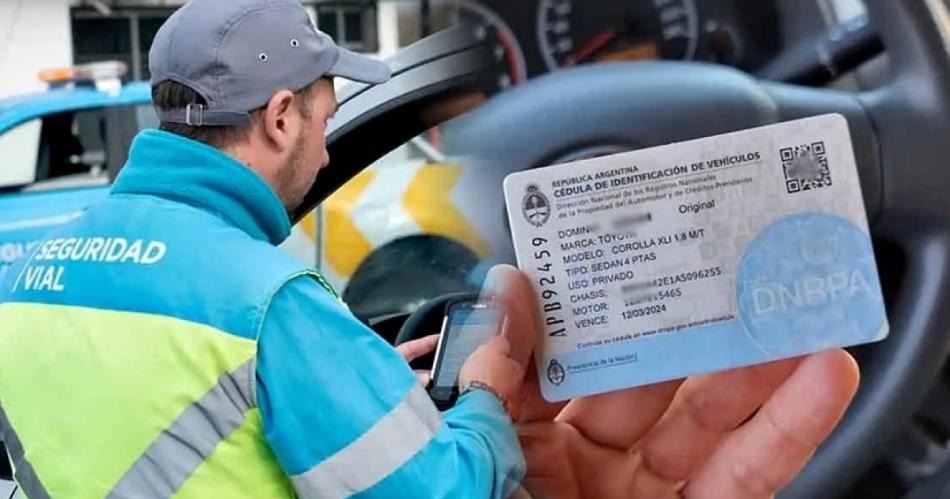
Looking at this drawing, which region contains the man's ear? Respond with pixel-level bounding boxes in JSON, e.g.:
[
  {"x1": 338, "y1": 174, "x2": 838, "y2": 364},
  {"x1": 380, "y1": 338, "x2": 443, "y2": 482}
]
[{"x1": 262, "y1": 90, "x2": 296, "y2": 151}]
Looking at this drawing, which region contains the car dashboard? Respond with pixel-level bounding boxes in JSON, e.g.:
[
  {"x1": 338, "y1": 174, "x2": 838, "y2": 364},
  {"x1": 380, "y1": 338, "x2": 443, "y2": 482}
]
[{"x1": 421, "y1": 0, "x2": 870, "y2": 96}]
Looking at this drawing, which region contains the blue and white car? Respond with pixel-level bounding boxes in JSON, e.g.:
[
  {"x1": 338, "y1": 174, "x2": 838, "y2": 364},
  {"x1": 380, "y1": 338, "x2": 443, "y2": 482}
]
[{"x1": 0, "y1": 64, "x2": 154, "y2": 270}]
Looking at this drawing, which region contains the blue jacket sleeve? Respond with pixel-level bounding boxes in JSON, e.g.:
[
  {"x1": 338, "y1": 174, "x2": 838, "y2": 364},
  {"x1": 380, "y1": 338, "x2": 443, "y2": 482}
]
[{"x1": 256, "y1": 275, "x2": 525, "y2": 498}]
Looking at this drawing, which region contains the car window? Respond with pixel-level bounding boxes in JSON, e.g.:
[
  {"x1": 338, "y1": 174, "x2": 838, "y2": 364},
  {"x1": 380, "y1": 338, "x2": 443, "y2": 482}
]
[
  {"x1": 321, "y1": 126, "x2": 499, "y2": 321},
  {"x1": 0, "y1": 120, "x2": 41, "y2": 188},
  {"x1": 0, "y1": 104, "x2": 156, "y2": 191}
]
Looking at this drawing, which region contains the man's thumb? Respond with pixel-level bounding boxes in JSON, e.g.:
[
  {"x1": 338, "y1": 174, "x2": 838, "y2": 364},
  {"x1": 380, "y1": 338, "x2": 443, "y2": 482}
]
[{"x1": 481, "y1": 265, "x2": 541, "y2": 370}]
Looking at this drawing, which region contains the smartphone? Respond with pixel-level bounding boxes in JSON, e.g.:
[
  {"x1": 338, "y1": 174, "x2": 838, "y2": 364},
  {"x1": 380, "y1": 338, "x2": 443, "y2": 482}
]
[{"x1": 428, "y1": 298, "x2": 500, "y2": 409}]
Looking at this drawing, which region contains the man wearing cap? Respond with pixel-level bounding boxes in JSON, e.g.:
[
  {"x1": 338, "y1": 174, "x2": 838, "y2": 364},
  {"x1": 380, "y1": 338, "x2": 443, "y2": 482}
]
[
  {"x1": 0, "y1": 0, "x2": 532, "y2": 497},
  {"x1": 0, "y1": 0, "x2": 862, "y2": 497}
]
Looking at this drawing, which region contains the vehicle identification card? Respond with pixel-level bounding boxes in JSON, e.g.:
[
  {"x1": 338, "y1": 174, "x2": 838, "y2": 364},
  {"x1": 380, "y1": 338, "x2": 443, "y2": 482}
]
[{"x1": 504, "y1": 114, "x2": 889, "y2": 401}]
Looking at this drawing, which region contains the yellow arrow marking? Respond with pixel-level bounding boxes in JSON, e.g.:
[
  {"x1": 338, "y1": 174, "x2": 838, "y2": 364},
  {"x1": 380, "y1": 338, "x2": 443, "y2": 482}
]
[
  {"x1": 297, "y1": 211, "x2": 317, "y2": 241},
  {"x1": 402, "y1": 163, "x2": 490, "y2": 257},
  {"x1": 323, "y1": 170, "x2": 376, "y2": 277}
]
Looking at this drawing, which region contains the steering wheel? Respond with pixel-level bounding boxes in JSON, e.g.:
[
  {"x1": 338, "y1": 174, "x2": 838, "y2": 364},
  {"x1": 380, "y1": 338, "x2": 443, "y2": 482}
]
[{"x1": 396, "y1": 2, "x2": 950, "y2": 497}]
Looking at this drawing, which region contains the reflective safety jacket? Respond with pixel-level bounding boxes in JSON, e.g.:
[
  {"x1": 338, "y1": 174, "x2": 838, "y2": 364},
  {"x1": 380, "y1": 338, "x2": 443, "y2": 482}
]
[{"x1": 0, "y1": 130, "x2": 524, "y2": 498}]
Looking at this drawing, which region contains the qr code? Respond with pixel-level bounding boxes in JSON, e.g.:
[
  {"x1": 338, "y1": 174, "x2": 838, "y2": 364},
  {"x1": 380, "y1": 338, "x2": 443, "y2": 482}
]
[{"x1": 781, "y1": 142, "x2": 831, "y2": 194}]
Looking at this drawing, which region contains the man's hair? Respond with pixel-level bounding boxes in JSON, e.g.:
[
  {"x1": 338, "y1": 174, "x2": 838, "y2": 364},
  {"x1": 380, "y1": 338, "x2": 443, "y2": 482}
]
[{"x1": 152, "y1": 80, "x2": 322, "y2": 149}]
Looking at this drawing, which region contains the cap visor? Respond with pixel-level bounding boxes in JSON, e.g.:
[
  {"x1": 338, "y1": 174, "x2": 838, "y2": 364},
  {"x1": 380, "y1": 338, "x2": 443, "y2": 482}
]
[{"x1": 328, "y1": 48, "x2": 392, "y2": 84}]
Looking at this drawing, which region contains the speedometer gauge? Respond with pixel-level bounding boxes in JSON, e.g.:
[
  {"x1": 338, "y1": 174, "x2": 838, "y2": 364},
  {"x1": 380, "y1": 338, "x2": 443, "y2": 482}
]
[
  {"x1": 432, "y1": 0, "x2": 528, "y2": 91},
  {"x1": 537, "y1": 0, "x2": 699, "y2": 71}
]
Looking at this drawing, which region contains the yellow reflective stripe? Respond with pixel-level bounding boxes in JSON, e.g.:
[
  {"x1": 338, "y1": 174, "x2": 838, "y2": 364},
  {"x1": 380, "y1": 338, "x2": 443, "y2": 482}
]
[
  {"x1": 0, "y1": 303, "x2": 255, "y2": 499},
  {"x1": 323, "y1": 170, "x2": 376, "y2": 277},
  {"x1": 402, "y1": 163, "x2": 491, "y2": 257}
]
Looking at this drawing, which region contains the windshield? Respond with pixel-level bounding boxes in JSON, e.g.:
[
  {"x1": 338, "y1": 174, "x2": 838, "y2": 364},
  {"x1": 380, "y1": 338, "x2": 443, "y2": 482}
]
[
  {"x1": 319, "y1": 121, "x2": 500, "y2": 320},
  {"x1": 0, "y1": 104, "x2": 158, "y2": 190}
]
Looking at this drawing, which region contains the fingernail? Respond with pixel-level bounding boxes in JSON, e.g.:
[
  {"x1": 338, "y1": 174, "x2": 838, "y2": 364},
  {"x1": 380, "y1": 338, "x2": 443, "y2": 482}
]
[{"x1": 481, "y1": 265, "x2": 505, "y2": 294}]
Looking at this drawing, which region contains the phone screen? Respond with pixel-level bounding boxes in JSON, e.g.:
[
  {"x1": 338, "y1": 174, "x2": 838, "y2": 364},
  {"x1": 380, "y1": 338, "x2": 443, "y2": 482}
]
[{"x1": 430, "y1": 303, "x2": 498, "y2": 403}]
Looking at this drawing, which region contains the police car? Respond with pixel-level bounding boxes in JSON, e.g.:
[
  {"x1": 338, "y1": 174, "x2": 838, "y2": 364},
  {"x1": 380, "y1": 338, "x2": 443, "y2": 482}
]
[{"x1": 0, "y1": 61, "x2": 493, "y2": 321}]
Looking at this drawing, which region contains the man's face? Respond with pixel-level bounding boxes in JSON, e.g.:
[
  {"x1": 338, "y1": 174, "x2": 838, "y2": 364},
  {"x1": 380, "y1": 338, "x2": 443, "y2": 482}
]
[{"x1": 281, "y1": 79, "x2": 338, "y2": 214}]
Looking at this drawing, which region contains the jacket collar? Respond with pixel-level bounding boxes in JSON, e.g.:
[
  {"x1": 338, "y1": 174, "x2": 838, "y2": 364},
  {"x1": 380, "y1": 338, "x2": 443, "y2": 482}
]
[{"x1": 112, "y1": 130, "x2": 292, "y2": 245}]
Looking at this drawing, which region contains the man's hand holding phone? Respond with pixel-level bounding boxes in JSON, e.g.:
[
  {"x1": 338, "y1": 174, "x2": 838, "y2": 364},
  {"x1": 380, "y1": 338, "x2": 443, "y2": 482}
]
[
  {"x1": 457, "y1": 265, "x2": 542, "y2": 420},
  {"x1": 396, "y1": 334, "x2": 439, "y2": 386},
  {"x1": 424, "y1": 263, "x2": 859, "y2": 497}
]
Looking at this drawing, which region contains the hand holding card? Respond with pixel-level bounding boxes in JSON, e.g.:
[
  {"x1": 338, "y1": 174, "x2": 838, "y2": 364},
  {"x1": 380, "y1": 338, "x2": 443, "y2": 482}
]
[{"x1": 504, "y1": 114, "x2": 888, "y2": 401}]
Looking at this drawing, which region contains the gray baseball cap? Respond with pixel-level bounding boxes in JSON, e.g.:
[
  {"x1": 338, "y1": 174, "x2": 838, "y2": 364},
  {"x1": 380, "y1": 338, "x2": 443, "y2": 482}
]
[{"x1": 149, "y1": 0, "x2": 391, "y2": 127}]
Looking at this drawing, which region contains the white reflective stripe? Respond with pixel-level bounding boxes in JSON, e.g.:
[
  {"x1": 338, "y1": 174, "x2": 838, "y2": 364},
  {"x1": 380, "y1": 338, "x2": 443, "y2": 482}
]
[{"x1": 291, "y1": 385, "x2": 442, "y2": 498}]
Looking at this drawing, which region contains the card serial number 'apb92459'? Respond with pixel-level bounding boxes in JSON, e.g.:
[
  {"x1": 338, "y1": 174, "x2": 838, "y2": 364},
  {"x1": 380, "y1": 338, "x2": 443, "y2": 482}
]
[{"x1": 504, "y1": 114, "x2": 888, "y2": 402}]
